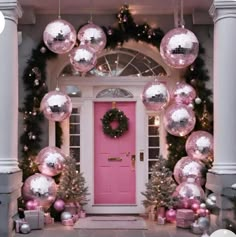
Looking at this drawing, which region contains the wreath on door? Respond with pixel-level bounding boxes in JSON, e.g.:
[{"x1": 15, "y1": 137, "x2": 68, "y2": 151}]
[{"x1": 101, "y1": 108, "x2": 129, "y2": 138}]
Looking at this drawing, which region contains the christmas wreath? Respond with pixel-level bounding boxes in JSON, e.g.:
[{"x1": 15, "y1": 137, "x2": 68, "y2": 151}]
[{"x1": 101, "y1": 108, "x2": 129, "y2": 138}]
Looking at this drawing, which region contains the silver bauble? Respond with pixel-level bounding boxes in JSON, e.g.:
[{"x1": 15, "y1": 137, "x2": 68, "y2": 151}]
[
  {"x1": 198, "y1": 217, "x2": 210, "y2": 231},
  {"x1": 61, "y1": 211, "x2": 72, "y2": 221},
  {"x1": 20, "y1": 223, "x2": 31, "y2": 234}
]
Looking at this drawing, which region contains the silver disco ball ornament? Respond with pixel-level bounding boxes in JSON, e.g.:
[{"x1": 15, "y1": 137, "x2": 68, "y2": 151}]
[
  {"x1": 142, "y1": 79, "x2": 170, "y2": 111},
  {"x1": 160, "y1": 27, "x2": 199, "y2": 69},
  {"x1": 61, "y1": 211, "x2": 73, "y2": 221},
  {"x1": 20, "y1": 223, "x2": 31, "y2": 234},
  {"x1": 40, "y1": 89, "x2": 72, "y2": 122},
  {"x1": 43, "y1": 19, "x2": 76, "y2": 54}
]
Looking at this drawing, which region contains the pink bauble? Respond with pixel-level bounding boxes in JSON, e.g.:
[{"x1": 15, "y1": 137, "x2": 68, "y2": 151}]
[
  {"x1": 160, "y1": 27, "x2": 199, "y2": 69},
  {"x1": 43, "y1": 19, "x2": 76, "y2": 54},
  {"x1": 25, "y1": 200, "x2": 39, "y2": 210},
  {"x1": 172, "y1": 82, "x2": 196, "y2": 105},
  {"x1": 165, "y1": 209, "x2": 176, "y2": 223},
  {"x1": 69, "y1": 45, "x2": 97, "y2": 73},
  {"x1": 173, "y1": 156, "x2": 207, "y2": 186},
  {"x1": 36, "y1": 146, "x2": 66, "y2": 177},
  {"x1": 191, "y1": 202, "x2": 200, "y2": 213},
  {"x1": 53, "y1": 199, "x2": 65, "y2": 212},
  {"x1": 174, "y1": 178, "x2": 205, "y2": 208},
  {"x1": 77, "y1": 23, "x2": 107, "y2": 53},
  {"x1": 197, "y1": 208, "x2": 207, "y2": 217},
  {"x1": 40, "y1": 89, "x2": 72, "y2": 122},
  {"x1": 22, "y1": 173, "x2": 57, "y2": 211},
  {"x1": 142, "y1": 79, "x2": 170, "y2": 111},
  {"x1": 186, "y1": 131, "x2": 213, "y2": 160},
  {"x1": 164, "y1": 103, "x2": 196, "y2": 136}
]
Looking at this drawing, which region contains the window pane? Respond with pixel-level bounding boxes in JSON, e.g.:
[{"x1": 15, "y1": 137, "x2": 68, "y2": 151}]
[
  {"x1": 148, "y1": 126, "x2": 159, "y2": 135},
  {"x1": 149, "y1": 161, "x2": 157, "y2": 172},
  {"x1": 70, "y1": 124, "x2": 80, "y2": 134},
  {"x1": 70, "y1": 148, "x2": 80, "y2": 162},
  {"x1": 149, "y1": 148, "x2": 160, "y2": 159},
  {"x1": 148, "y1": 137, "x2": 159, "y2": 147},
  {"x1": 70, "y1": 115, "x2": 80, "y2": 123},
  {"x1": 70, "y1": 135, "x2": 80, "y2": 146}
]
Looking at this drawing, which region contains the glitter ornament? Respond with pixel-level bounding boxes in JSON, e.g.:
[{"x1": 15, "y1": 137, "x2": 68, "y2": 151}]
[
  {"x1": 53, "y1": 199, "x2": 65, "y2": 212},
  {"x1": 40, "y1": 89, "x2": 72, "y2": 122},
  {"x1": 172, "y1": 82, "x2": 196, "y2": 105},
  {"x1": 36, "y1": 146, "x2": 66, "y2": 177},
  {"x1": 195, "y1": 97, "x2": 202, "y2": 104},
  {"x1": 77, "y1": 23, "x2": 107, "y2": 53},
  {"x1": 160, "y1": 27, "x2": 199, "y2": 69},
  {"x1": 173, "y1": 156, "x2": 206, "y2": 186},
  {"x1": 164, "y1": 103, "x2": 196, "y2": 137},
  {"x1": 43, "y1": 19, "x2": 76, "y2": 54},
  {"x1": 185, "y1": 131, "x2": 213, "y2": 160},
  {"x1": 23, "y1": 173, "x2": 57, "y2": 211},
  {"x1": 142, "y1": 80, "x2": 170, "y2": 111},
  {"x1": 165, "y1": 209, "x2": 176, "y2": 223},
  {"x1": 69, "y1": 45, "x2": 97, "y2": 73}
]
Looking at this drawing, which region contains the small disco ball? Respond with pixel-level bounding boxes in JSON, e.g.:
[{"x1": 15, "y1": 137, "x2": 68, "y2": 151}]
[
  {"x1": 43, "y1": 19, "x2": 76, "y2": 54},
  {"x1": 142, "y1": 80, "x2": 170, "y2": 111},
  {"x1": 173, "y1": 156, "x2": 207, "y2": 186},
  {"x1": 36, "y1": 146, "x2": 66, "y2": 177},
  {"x1": 22, "y1": 173, "x2": 57, "y2": 211},
  {"x1": 160, "y1": 27, "x2": 199, "y2": 69},
  {"x1": 77, "y1": 23, "x2": 107, "y2": 53},
  {"x1": 40, "y1": 89, "x2": 72, "y2": 122},
  {"x1": 61, "y1": 211, "x2": 73, "y2": 221},
  {"x1": 163, "y1": 103, "x2": 196, "y2": 137},
  {"x1": 69, "y1": 45, "x2": 97, "y2": 73},
  {"x1": 185, "y1": 131, "x2": 213, "y2": 160},
  {"x1": 20, "y1": 223, "x2": 31, "y2": 234},
  {"x1": 172, "y1": 82, "x2": 196, "y2": 105}
]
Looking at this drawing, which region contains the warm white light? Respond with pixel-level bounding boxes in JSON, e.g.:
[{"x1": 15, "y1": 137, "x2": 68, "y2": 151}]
[
  {"x1": 154, "y1": 116, "x2": 160, "y2": 126},
  {"x1": 0, "y1": 11, "x2": 5, "y2": 34}
]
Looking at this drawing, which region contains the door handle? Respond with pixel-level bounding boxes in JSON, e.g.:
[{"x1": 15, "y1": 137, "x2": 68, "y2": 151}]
[{"x1": 131, "y1": 154, "x2": 135, "y2": 170}]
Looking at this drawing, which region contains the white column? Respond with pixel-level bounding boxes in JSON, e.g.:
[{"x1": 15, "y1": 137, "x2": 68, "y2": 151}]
[
  {"x1": 0, "y1": 1, "x2": 22, "y2": 173},
  {"x1": 209, "y1": 1, "x2": 236, "y2": 174}
]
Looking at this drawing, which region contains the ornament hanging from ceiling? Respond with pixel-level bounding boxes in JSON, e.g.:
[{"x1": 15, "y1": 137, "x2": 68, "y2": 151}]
[
  {"x1": 160, "y1": 27, "x2": 199, "y2": 69},
  {"x1": 185, "y1": 131, "x2": 213, "y2": 160},
  {"x1": 69, "y1": 45, "x2": 97, "y2": 73},
  {"x1": 77, "y1": 23, "x2": 107, "y2": 53},
  {"x1": 172, "y1": 82, "x2": 196, "y2": 105},
  {"x1": 163, "y1": 103, "x2": 196, "y2": 137},
  {"x1": 43, "y1": 19, "x2": 76, "y2": 54},
  {"x1": 142, "y1": 79, "x2": 170, "y2": 111},
  {"x1": 40, "y1": 88, "x2": 72, "y2": 122}
]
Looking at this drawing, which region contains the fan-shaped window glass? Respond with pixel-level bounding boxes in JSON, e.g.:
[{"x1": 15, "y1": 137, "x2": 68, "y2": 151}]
[
  {"x1": 65, "y1": 85, "x2": 81, "y2": 97},
  {"x1": 60, "y1": 48, "x2": 165, "y2": 77},
  {"x1": 96, "y1": 88, "x2": 133, "y2": 98}
]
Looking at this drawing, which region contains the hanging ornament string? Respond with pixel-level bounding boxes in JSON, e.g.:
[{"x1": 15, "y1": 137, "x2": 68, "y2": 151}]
[
  {"x1": 58, "y1": 0, "x2": 61, "y2": 19},
  {"x1": 174, "y1": 0, "x2": 185, "y2": 28}
]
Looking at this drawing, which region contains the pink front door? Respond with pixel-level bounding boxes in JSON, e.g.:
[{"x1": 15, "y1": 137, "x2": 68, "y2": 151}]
[{"x1": 94, "y1": 102, "x2": 136, "y2": 204}]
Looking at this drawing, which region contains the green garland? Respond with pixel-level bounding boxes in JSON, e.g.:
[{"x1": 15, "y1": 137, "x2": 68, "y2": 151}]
[{"x1": 101, "y1": 108, "x2": 129, "y2": 138}]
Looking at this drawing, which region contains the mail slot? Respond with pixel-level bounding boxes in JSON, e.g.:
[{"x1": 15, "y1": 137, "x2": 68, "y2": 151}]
[{"x1": 108, "y1": 157, "x2": 122, "y2": 161}]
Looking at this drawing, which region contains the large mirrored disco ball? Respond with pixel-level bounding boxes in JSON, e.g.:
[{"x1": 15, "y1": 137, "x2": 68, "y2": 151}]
[
  {"x1": 40, "y1": 89, "x2": 72, "y2": 122},
  {"x1": 77, "y1": 23, "x2": 107, "y2": 53},
  {"x1": 142, "y1": 80, "x2": 170, "y2": 111},
  {"x1": 174, "y1": 178, "x2": 205, "y2": 208},
  {"x1": 69, "y1": 45, "x2": 97, "y2": 73},
  {"x1": 172, "y1": 82, "x2": 196, "y2": 105},
  {"x1": 43, "y1": 19, "x2": 76, "y2": 54},
  {"x1": 186, "y1": 131, "x2": 213, "y2": 160},
  {"x1": 23, "y1": 173, "x2": 57, "y2": 211},
  {"x1": 36, "y1": 146, "x2": 66, "y2": 177},
  {"x1": 173, "y1": 156, "x2": 207, "y2": 186},
  {"x1": 160, "y1": 27, "x2": 199, "y2": 69},
  {"x1": 163, "y1": 103, "x2": 196, "y2": 136}
]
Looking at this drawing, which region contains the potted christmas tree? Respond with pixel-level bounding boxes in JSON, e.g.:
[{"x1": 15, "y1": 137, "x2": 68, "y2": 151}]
[
  {"x1": 57, "y1": 155, "x2": 89, "y2": 215},
  {"x1": 141, "y1": 157, "x2": 177, "y2": 223}
]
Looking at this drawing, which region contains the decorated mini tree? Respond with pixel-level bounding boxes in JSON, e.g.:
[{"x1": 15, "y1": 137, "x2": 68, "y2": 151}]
[
  {"x1": 142, "y1": 157, "x2": 177, "y2": 210},
  {"x1": 57, "y1": 155, "x2": 89, "y2": 207}
]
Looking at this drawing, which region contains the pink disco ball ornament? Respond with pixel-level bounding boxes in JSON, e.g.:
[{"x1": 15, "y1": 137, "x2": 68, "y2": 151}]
[
  {"x1": 173, "y1": 156, "x2": 207, "y2": 186},
  {"x1": 191, "y1": 202, "x2": 200, "y2": 213},
  {"x1": 23, "y1": 173, "x2": 57, "y2": 211},
  {"x1": 43, "y1": 19, "x2": 76, "y2": 54},
  {"x1": 40, "y1": 89, "x2": 72, "y2": 122},
  {"x1": 165, "y1": 209, "x2": 176, "y2": 223},
  {"x1": 53, "y1": 199, "x2": 65, "y2": 212},
  {"x1": 160, "y1": 27, "x2": 199, "y2": 69},
  {"x1": 36, "y1": 146, "x2": 66, "y2": 177},
  {"x1": 174, "y1": 178, "x2": 205, "y2": 208},
  {"x1": 69, "y1": 45, "x2": 97, "y2": 73},
  {"x1": 25, "y1": 200, "x2": 39, "y2": 210},
  {"x1": 172, "y1": 82, "x2": 196, "y2": 105},
  {"x1": 186, "y1": 131, "x2": 213, "y2": 160},
  {"x1": 163, "y1": 103, "x2": 196, "y2": 136},
  {"x1": 77, "y1": 23, "x2": 107, "y2": 53},
  {"x1": 142, "y1": 80, "x2": 170, "y2": 111}
]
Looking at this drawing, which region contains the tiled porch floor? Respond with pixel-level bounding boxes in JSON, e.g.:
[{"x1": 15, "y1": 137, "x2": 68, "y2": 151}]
[{"x1": 15, "y1": 219, "x2": 203, "y2": 237}]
